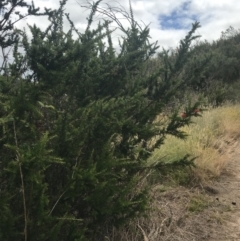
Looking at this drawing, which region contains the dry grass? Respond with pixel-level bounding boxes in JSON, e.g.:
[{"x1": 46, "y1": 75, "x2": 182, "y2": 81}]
[
  {"x1": 148, "y1": 104, "x2": 240, "y2": 178},
  {"x1": 104, "y1": 186, "x2": 222, "y2": 241}
]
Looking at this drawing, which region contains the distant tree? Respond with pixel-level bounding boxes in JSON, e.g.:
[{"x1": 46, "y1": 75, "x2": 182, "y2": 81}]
[{"x1": 181, "y1": 26, "x2": 240, "y2": 105}]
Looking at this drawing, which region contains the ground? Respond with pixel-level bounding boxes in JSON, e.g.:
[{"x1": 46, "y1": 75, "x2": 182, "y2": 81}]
[
  {"x1": 207, "y1": 141, "x2": 240, "y2": 240},
  {"x1": 137, "y1": 141, "x2": 240, "y2": 241},
  {"x1": 109, "y1": 141, "x2": 240, "y2": 241}
]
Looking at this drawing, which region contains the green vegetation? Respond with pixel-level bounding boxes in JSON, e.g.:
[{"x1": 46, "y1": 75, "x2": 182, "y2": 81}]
[{"x1": 1, "y1": 0, "x2": 240, "y2": 240}]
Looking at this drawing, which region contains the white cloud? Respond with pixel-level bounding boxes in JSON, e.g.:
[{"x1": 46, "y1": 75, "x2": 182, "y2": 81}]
[{"x1": 13, "y1": 0, "x2": 240, "y2": 50}]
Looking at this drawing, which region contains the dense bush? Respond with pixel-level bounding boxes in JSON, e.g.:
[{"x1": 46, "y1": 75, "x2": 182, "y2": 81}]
[{"x1": 0, "y1": 1, "x2": 208, "y2": 240}]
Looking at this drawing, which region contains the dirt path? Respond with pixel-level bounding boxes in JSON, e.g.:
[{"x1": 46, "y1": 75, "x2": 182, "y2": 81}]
[
  {"x1": 207, "y1": 142, "x2": 240, "y2": 240},
  {"x1": 151, "y1": 142, "x2": 240, "y2": 241}
]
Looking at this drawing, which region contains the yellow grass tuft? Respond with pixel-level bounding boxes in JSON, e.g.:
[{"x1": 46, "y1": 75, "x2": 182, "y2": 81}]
[{"x1": 148, "y1": 104, "x2": 240, "y2": 178}]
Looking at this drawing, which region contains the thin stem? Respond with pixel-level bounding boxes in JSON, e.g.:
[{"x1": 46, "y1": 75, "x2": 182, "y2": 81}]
[
  {"x1": 48, "y1": 189, "x2": 67, "y2": 216},
  {"x1": 13, "y1": 121, "x2": 27, "y2": 241}
]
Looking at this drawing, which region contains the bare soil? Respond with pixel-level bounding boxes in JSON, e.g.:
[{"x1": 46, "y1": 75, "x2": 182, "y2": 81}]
[{"x1": 206, "y1": 141, "x2": 240, "y2": 241}]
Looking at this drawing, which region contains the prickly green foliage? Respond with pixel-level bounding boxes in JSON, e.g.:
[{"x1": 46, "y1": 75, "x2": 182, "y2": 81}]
[
  {"x1": 0, "y1": 0, "x2": 53, "y2": 74},
  {"x1": 0, "y1": 1, "x2": 203, "y2": 240}
]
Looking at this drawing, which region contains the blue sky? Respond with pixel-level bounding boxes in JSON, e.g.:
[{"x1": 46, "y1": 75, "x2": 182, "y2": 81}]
[
  {"x1": 12, "y1": 0, "x2": 240, "y2": 49},
  {"x1": 159, "y1": 2, "x2": 198, "y2": 30},
  {"x1": 160, "y1": 9, "x2": 191, "y2": 30}
]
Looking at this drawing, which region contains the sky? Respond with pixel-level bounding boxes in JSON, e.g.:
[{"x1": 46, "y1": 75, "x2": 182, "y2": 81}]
[{"x1": 12, "y1": 0, "x2": 240, "y2": 50}]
